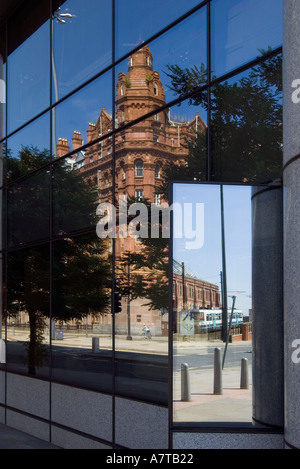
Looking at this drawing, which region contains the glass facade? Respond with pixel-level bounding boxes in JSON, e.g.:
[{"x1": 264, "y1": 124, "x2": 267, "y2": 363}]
[{"x1": 0, "y1": 0, "x2": 283, "y2": 448}]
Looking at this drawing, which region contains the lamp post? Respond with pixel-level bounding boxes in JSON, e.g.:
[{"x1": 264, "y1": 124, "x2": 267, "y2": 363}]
[
  {"x1": 126, "y1": 261, "x2": 132, "y2": 340},
  {"x1": 220, "y1": 185, "x2": 228, "y2": 342},
  {"x1": 51, "y1": 9, "x2": 74, "y2": 157}
]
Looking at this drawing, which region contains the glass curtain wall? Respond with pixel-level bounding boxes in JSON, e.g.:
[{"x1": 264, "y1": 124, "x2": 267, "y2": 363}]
[{"x1": 0, "y1": 0, "x2": 282, "y2": 425}]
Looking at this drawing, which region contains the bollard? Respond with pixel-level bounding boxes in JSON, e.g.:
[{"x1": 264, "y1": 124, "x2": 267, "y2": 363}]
[
  {"x1": 92, "y1": 337, "x2": 100, "y2": 353},
  {"x1": 213, "y1": 348, "x2": 223, "y2": 395},
  {"x1": 240, "y1": 357, "x2": 249, "y2": 389},
  {"x1": 181, "y1": 363, "x2": 191, "y2": 401}
]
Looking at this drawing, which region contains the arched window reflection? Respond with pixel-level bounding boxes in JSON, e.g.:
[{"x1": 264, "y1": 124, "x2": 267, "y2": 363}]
[{"x1": 135, "y1": 159, "x2": 143, "y2": 177}]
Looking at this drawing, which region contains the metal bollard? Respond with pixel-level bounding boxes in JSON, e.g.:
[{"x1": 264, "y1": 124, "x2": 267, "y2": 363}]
[
  {"x1": 181, "y1": 363, "x2": 191, "y2": 401},
  {"x1": 92, "y1": 337, "x2": 100, "y2": 353},
  {"x1": 240, "y1": 357, "x2": 249, "y2": 389},
  {"x1": 213, "y1": 347, "x2": 223, "y2": 395}
]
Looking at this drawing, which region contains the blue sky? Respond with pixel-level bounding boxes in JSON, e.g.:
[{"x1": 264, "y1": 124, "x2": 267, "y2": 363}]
[
  {"x1": 5, "y1": 0, "x2": 282, "y2": 150},
  {"x1": 173, "y1": 183, "x2": 252, "y2": 314}
]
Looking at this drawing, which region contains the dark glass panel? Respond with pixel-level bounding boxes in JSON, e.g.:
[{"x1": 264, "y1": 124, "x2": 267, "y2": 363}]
[
  {"x1": 51, "y1": 233, "x2": 112, "y2": 393},
  {"x1": 7, "y1": 167, "x2": 50, "y2": 247},
  {"x1": 211, "y1": 0, "x2": 282, "y2": 78},
  {"x1": 211, "y1": 54, "x2": 282, "y2": 183},
  {"x1": 52, "y1": 0, "x2": 112, "y2": 102},
  {"x1": 6, "y1": 244, "x2": 50, "y2": 377},
  {"x1": 0, "y1": 200, "x2": 4, "y2": 366},
  {"x1": 52, "y1": 152, "x2": 98, "y2": 236}
]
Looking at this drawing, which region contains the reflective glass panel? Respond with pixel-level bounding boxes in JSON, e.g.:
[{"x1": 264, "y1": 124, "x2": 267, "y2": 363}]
[
  {"x1": 111, "y1": 91, "x2": 207, "y2": 403},
  {"x1": 115, "y1": 0, "x2": 202, "y2": 60},
  {"x1": 5, "y1": 244, "x2": 50, "y2": 378},
  {"x1": 53, "y1": 70, "x2": 112, "y2": 158},
  {"x1": 7, "y1": 20, "x2": 50, "y2": 134},
  {"x1": 172, "y1": 182, "x2": 255, "y2": 423},
  {"x1": 211, "y1": 0, "x2": 282, "y2": 78},
  {"x1": 211, "y1": 54, "x2": 282, "y2": 183},
  {"x1": 5, "y1": 112, "x2": 51, "y2": 183},
  {"x1": 7, "y1": 167, "x2": 50, "y2": 248},
  {"x1": 52, "y1": 0, "x2": 112, "y2": 102},
  {"x1": 52, "y1": 153, "x2": 99, "y2": 236},
  {"x1": 115, "y1": 9, "x2": 207, "y2": 127},
  {"x1": 51, "y1": 233, "x2": 112, "y2": 393}
]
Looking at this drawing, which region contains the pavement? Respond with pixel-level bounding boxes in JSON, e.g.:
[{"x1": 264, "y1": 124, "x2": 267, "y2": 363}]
[{"x1": 1, "y1": 330, "x2": 253, "y2": 448}]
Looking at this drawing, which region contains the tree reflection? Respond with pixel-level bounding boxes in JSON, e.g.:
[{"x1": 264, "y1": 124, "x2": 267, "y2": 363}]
[
  {"x1": 6, "y1": 146, "x2": 111, "y2": 374},
  {"x1": 134, "y1": 50, "x2": 282, "y2": 315},
  {"x1": 117, "y1": 196, "x2": 169, "y2": 314},
  {"x1": 164, "y1": 50, "x2": 282, "y2": 183},
  {"x1": 7, "y1": 245, "x2": 50, "y2": 374}
]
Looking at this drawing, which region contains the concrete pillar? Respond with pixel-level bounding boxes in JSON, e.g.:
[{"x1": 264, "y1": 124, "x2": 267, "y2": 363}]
[
  {"x1": 92, "y1": 337, "x2": 100, "y2": 353},
  {"x1": 252, "y1": 185, "x2": 283, "y2": 428},
  {"x1": 213, "y1": 348, "x2": 222, "y2": 395},
  {"x1": 240, "y1": 358, "x2": 249, "y2": 390},
  {"x1": 181, "y1": 363, "x2": 191, "y2": 402},
  {"x1": 283, "y1": 0, "x2": 300, "y2": 449}
]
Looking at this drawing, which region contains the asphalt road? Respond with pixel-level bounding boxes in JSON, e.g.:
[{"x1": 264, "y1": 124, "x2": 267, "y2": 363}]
[{"x1": 173, "y1": 343, "x2": 252, "y2": 371}]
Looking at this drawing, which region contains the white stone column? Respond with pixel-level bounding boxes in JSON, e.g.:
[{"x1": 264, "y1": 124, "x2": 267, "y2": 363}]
[{"x1": 283, "y1": 0, "x2": 300, "y2": 449}]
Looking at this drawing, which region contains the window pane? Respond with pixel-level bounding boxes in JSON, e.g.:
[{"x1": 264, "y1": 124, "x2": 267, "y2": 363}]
[
  {"x1": 115, "y1": 0, "x2": 202, "y2": 60},
  {"x1": 172, "y1": 182, "x2": 254, "y2": 424},
  {"x1": 52, "y1": 0, "x2": 112, "y2": 101},
  {"x1": 53, "y1": 70, "x2": 112, "y2": 158},
  {"x1": 51, "y1": 233, "x2": 112, "y2": 393},
  {"x1": 7, "y1": 20, "x2": 50, "y2": 134},
  {"x1": 115, "y1": 9, "x2": 207, "y2": 127},
  {"x1": 211, "y1": 0, "x2": 282, "y2": 78},
  {"x1": 5, "y1": 113, "x2": 51, "y2": 183},
  {"x1": 211, "y1": 54, "x2": 282, "y2": 183},
  {"x1": 52, "y1": 154, "x2": 99, "y2": 236},
  {"x1": 7, "y1": 168, "x2": 50, "y2": 248},
  {"x1": 5, "y1": 244, "x2": 50, "y2": 378}
]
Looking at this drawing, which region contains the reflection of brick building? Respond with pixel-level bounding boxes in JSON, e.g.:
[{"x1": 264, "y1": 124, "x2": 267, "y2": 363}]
[
  {"x1": 173, "y1": 260, "x2": 221, "y2": 313},
  {"x1": 58, "y1": 45, "x2": 219, "y2": 334},
  {"x1": 59, "y1": 45, "x2": 205, "y2": 256}
]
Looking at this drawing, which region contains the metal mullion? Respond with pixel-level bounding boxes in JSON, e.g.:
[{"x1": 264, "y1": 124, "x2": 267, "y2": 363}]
[
  {"x1": 207, "y1": 0, "x2": 212, "y2": 182},
  {"x1": 49, "y1": 0, "x2": 54, "y2": 444},
  {"x1": 112, "y1": 0, "x2": 116, "y2": 449}
]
